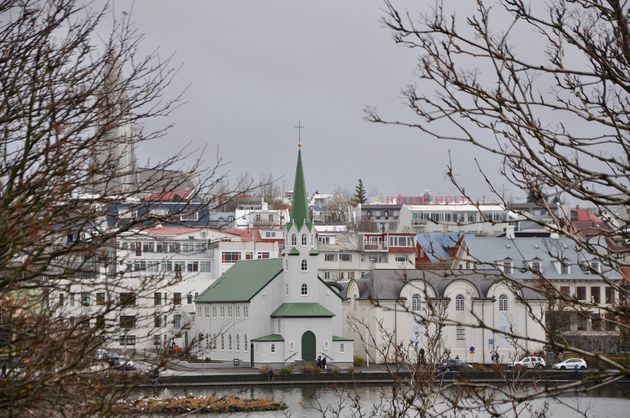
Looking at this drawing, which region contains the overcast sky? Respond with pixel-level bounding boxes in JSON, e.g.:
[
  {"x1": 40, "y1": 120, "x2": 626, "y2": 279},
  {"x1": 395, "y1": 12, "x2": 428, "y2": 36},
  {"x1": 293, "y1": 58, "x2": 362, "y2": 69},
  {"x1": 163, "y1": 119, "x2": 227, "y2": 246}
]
[{"x1": 112, "y1": 0, "x2": 514, "y2": 201}]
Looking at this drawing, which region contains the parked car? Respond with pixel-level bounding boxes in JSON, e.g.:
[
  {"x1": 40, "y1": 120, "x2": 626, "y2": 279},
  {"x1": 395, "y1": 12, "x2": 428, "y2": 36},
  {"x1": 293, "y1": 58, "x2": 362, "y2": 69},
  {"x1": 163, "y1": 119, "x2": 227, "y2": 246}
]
[
  {"x1": 508, "y1": 356, "x2": 546, "y2": 369},
  {"x1": 439, "y1": 358, "x2": 473, "y2": 372},
  {"x1": 95, "y1": 349, "x2": 109, "y2": 361},
  {"x1": 552, "y1": 358, "x2": 587, "y2": 370},
  {"x1": 108, "y1": 355, "x2": 135, "y2": 371}
]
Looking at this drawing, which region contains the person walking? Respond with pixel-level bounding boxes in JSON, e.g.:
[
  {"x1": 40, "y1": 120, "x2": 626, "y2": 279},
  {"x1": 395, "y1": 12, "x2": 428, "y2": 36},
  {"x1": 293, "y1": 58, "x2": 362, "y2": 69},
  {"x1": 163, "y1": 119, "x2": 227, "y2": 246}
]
[
  {"x1": 316, "y1": 355, "x2": 322, "y2": 369},
  {"x1": 321, "y1": 356, "x2": 327, "y2": 370}
]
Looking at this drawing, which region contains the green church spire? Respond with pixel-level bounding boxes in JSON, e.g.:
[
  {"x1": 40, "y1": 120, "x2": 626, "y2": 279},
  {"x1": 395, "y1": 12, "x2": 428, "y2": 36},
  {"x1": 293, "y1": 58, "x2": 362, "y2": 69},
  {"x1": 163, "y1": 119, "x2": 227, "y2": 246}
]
[{"x1": 289, "y1": 149, "x2": 311, "y2": 230}]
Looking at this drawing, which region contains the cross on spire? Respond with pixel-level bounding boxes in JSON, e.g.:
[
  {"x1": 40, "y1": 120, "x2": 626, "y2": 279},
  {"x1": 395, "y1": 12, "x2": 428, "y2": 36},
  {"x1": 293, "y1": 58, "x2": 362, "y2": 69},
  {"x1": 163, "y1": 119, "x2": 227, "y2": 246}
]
[{"x1": 295, "y1": 121, "x2": 305, "y2": 148}]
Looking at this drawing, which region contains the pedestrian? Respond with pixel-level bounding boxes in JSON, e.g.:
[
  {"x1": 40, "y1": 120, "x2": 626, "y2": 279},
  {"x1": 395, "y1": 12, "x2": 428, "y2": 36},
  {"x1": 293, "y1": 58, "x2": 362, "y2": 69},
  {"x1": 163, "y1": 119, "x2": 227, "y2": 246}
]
[
  {"x1": 316, "y1": 355, "x2": 322, "y2": 369},
  {"x1": 1, "y1": 363, "x2": 6, "y2": 377},
  {"x1": 419, "y1": 347, "x2": 425, "y2": 364},
  {"x1": 322, "y1": 356, "x2": 327, "y2": 370}
]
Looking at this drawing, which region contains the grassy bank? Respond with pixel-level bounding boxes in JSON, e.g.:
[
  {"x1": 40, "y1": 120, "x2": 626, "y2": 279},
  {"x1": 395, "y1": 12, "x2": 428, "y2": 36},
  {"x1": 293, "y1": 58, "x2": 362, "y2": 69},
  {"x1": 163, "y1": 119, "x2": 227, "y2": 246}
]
[{"x1": 113, "y1": 395, "x2": 286, "y2": 415}]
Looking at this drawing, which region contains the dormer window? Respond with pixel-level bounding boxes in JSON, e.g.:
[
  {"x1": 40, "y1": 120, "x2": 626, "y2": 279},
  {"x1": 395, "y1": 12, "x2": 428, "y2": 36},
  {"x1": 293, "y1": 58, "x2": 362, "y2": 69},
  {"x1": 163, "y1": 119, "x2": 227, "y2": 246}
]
[
  {"x1": 291, "y1": 234, "x2": 297, "y2": 246},
  {"x1": 560, "y1": 262, "x2": 570, "y2": 275},
  {"x1": 498, "y1": 294, "x2": 508, "y2": 311},
  {"x1": 301, "y1": 233, "x2": 307, "y2": 246},
  {"x1": 590, "y1": 260, "x2": 600, "y2": 273},
  {"x1": 455, "y1": 294, "x2": 465, "y2": 311},
  {"x1": 531, "y1": 260, "x2": 541, "y2": 273},
  {"x1": 502, "y1": 259, "x2": 512, "y2": 274}
]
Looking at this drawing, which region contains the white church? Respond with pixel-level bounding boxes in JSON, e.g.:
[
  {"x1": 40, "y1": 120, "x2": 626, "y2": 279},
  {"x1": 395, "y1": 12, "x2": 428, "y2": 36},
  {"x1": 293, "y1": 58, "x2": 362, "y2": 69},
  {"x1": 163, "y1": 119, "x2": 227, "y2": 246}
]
[{"x1": 194, "y1": 148, "x2": 353, "y2": 368}]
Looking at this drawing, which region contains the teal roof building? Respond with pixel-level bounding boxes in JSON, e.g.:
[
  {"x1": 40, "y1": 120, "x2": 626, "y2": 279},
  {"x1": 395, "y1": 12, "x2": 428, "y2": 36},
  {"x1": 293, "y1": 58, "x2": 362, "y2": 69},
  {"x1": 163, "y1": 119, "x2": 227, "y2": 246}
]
[{"x1": 194, "y1": 147, "x2": 353, "y2": 368}]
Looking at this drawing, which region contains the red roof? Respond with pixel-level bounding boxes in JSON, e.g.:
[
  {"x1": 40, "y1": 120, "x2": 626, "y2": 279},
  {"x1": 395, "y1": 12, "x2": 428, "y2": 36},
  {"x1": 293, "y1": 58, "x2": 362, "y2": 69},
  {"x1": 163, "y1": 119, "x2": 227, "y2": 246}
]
[{"x1": 143, "y1": 189, "x2": 192, "y2": 202}]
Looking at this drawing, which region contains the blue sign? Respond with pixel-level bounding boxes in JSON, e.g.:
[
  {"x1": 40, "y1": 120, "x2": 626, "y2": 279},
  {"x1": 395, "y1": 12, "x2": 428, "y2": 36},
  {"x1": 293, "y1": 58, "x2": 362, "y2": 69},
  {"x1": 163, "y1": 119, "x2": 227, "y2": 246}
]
[
  {"x1": 469, "y1": 346, "x2": 475, "y2": 353},
  {"x1": 488, "y1": 338, "x2": 494, "y2": 348}
]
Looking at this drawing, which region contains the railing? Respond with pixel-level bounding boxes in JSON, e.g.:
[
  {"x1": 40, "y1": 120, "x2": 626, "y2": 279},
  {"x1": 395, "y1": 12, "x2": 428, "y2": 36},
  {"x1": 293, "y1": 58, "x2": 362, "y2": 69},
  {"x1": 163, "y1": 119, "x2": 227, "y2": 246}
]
[
  {"x1": 363, "y1": 243, "x2": 387, "y2": 251},
  {"x1": 284, "y1": 352, "x2": 298, "y2": 362},
  {"x1": 321, "y1": 352, "x2": 334, "y2": 361},
  {"x1": 412, "y1": 219, "x2": 427, "y2": 226}
]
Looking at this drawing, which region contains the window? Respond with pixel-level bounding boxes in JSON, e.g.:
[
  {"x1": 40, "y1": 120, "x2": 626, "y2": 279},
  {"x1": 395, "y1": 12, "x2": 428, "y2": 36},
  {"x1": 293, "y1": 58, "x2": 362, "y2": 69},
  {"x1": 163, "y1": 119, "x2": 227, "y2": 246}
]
[
  {"x1": 605, "y1": 313, "x2": 616, "y2": 331},
  {"x1": 119, "y1": 335, "x2": 136, "y2": 346},
  {"x1": 301, "y1": 283, "x2": 308, "y2": 295},
  {"x1": 319, "y1": 236, "x2": 330, "y2": 244},
  {"x1": 174, "y1": 260, "x2": 185, "y2": 273},
  {"x1": 120, "y1": 316, "x2": 136, "y2": 329},
  {"x1": 161, "y1": 260, "x2": 173, "y2": 272},
  {"x1": 220, "y1": 306, "x2": 225, "y2": 317},
  {"x1": 154, "y1": 313, "x2": 162, "y2": 328},
  {"x1": 560, "y1": 262, "x2": 570, "y2": 275},
  {"x1": 187, "y1": 261, "x2": 199, "y2": 272},
  {"x1": 503, "y1": 260, "x2": 512, "y2": 274},
  {"x1": 324, "y1": 271, "x2": 331, "y2": 279},
  {"x1": 456, "y1": 326, "x2": 465, "y2": 340},
  {"x1": 135, "y1": 242, "x2": 142, "y2": 256},
  {"x1": 395, "y1": 255, "x2": 407, "y2": 263},
  {"x1": 291, "y1": 234, "x2": 297, "y2": 246},
  {"x1": 222, "y1": 252, "x2": 241, "y2": 263},
  {"x1": 591, "y1": 287, "x2": 601, "y2": 304},
  {"x1": 324, "y1": 254, "x2": 337, "y2": 262},
  {"x1": 340, "y1": 343, "x2": 345, "y2": 353},
  {"x1": 244, "y1": 305, "x2": 248, "y2": 318},
  {"x1": 605, "y1": 287, "x2": 615, "y2": 304},
  {"x1": 577, "y1": 314, "x2": 587, "y2": 331},
  {"x1": 531, "y1": 261, "x2": 541, "y2": 273},
  {"x1": 212, "y1": 306, "x2": 217, "y2": 317},
  {"x1": 221, "y1": 335, "x2": 225, "y2": 350},
  {"x1": 257, "y1": 252, "x2": 270, "y2": 259},
  {"x1": 411, "y1": 294, "x2": 421, "y2": 311},
  {"x1": 179, "y1": 211, "x2": 199, "y2": 221},
  {"x1": 499, "y1": 294, "x2": 508, "y2": 311},
  {"x1": 120, "y1": 292, "x2": 136, "y2": 306},
  {"x1": 187, "y1": 294, "x2": 193, "y2": 304},
  {"x1": 96, "y1": 292, "x2": 105, "y2": 305},
  {"x1": 70, "y1": 293, "x2": 75, "y2": 306},
  {"x1": 204, "y1": 306, "x2": 210, "y2": 317},
  {"x1": 301, "y1": 234, "x2": 307, "y2": 246},
  {"x1": 234, "y1": 305, "x2": 240, "y2": 318},
  {"x1": 301, "y1": 259, "x2": 308, "y2": 271},
  {"x1": 142, "y1": 242, "x2": 154, "y2": 253},
  {"x1": 270, "y1": 343, "x2": 276, "y2": 353},
  {"x1": 455, "y1": 294, "x2": 465, "y2": 311},
  {"x1": 228, "y1": 334, "x2": 232, "y2": 351},
  {"x1": 576, "y1": 286, "x2": 587, "y2": 301},
  {"x1": 244, "y1": 335, "x2": 248, "y2": 351},
  {"x1": 236, "y1": 334, "x2": 240, "y2": 351},
  {"x1": 173, "y1": 292, "x2": 182, "y2": 306},
  {"x1": 591, "y1": 314, "x2": 603, "y2": 331},
  {"x1": 389, "y1": 236, "x2": 413, "y2": 247},
  {"x1": 348, "y1": 271, "x2": 355, "y2": 280},
  {"x1": 245, "y1": 252, "x2": 253, "y2": 260},
  {"x1": 154, "y1": 335, "x2": 161, "y2": 346},
  {"x1": 560, "y1": 286, "x2": 570, "y2": 297},
  {"x1": 133, "y1": 260, "x2": 146, "y2": 271},
  {"x1": 227, "y1": 306, "x2": 233, "y2": 318},
  {"x1": 173, "y1": 314, "x2": 182, "y2": 329},
  {"x1": 590, "y1": 260, "x2": 600, "y2": 272},
  {"x1": 340, "y1": 253, "x2": 352, "y2": 262},
  {"x1": 200, "y1": 261, "x2": 211, "y2": 272}
]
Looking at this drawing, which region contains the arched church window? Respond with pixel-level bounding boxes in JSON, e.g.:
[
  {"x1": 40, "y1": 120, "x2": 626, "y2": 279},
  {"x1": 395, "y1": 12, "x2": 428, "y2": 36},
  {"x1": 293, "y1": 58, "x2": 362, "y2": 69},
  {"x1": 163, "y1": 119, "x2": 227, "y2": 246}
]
[
  {"x1": 301, "y1": 283, "x2": 308, "y2": 295},
  {"x1": 236, "y1": 334, "x2": 240, "y2": 351},
  {"x1": 270, "y1": 343, "x2": 276, "y2": 353},
  {"x1": 455, "y1": 294, "x2": 465, "y2": 311},
  {"x1": 221, "y1": 335, "x2": 224, "y2": 350},
  {"x1": 499, "y1": 294, "x2": 508, "y2": 311},
  {"x1": 244, "y1": 335, "x2": 248, "y2": 351},
  {"x1": 228, "y1": 334, "x2": 232, "y2": 351},
  {"x1": 412, "y1": 293, "x2": 421, "y2": 311},
  {"x1": 285, "y1": 283, "x2": 289, "y2": 296},
  {"x1": 291, "y1": 234, "x2": 297, "y2": 246},
  {"x1": 290, "y1": 341, "x2": 294, "y2": 351},
  {"x1": 301, "y1": 233, "x2": 307, "y2": 246},
  {"x1": 301, "y1": 259, "x2": 308, "y2": 271}
]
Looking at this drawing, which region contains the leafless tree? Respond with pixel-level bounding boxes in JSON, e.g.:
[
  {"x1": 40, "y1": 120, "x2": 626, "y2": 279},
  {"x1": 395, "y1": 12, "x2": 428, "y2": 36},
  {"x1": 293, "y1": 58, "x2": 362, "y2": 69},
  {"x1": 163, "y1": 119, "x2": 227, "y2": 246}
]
[
  {"x1": 363, "y1": 0, "x2": 630, "y2": 410},
  {"x1": 0, "y1": 1, "x2": 257, "y2": 416}
]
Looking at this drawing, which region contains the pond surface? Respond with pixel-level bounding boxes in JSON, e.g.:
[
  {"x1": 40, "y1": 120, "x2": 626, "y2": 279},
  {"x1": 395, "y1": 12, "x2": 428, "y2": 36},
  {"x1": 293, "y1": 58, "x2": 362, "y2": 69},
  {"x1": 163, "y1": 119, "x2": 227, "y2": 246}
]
[{"x1": 144, "y1": 384, "x2": 629, "y2": 417}]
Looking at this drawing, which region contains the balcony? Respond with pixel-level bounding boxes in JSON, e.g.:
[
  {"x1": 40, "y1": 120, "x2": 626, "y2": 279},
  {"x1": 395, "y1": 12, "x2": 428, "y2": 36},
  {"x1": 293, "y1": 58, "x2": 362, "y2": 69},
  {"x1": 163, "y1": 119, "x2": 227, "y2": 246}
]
[
  {"x1": 363, "y1": 243, "x2": 387, "y2": 251},
  {"x1": 412, "y1": 219, "x2": 427, "y2": 226}
]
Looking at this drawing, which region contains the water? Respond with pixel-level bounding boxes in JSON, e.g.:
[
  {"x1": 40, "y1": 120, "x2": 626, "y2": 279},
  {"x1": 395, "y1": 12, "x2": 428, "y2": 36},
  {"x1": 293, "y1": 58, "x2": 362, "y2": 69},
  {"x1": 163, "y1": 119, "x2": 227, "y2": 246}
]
[{"x1": 143, "y1": 384, "x2": 629, "y2": 417}]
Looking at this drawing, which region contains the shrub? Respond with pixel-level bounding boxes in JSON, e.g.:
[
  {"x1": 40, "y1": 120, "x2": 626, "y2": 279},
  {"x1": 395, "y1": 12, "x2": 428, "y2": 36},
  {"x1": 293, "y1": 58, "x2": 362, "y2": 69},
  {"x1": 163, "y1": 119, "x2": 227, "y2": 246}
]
[
  {"x1": 301, "y1": 363, "x2": 321, "y2": 374},
  {"x1": 353, "y1": 355, "x2": 367, "y2": 367},
  {"x1": 278, "y1": 367, "x2": 292, "y2": 376}
]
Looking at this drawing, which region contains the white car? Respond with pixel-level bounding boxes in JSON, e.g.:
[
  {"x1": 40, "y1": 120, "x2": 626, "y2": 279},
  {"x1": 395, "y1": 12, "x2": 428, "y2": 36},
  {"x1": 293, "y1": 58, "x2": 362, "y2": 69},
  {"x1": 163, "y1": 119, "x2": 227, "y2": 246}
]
[
  {"x1": 508, "y1": 356, "x2": 546, "y2": 369},
  {"x1": 552, "y1": 358, "x2": 587, "y2": 370}
]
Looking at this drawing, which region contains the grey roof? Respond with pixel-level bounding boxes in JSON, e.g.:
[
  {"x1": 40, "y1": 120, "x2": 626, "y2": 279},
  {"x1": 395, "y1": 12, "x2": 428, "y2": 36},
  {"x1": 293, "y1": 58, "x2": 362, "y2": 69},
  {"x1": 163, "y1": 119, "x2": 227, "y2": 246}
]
[
  {"x1": 343, "y1": 269, "x2": 543, "y2": 300},
  {"x1": 463, "y1": 236, "x2": 622, "y2": 281}
]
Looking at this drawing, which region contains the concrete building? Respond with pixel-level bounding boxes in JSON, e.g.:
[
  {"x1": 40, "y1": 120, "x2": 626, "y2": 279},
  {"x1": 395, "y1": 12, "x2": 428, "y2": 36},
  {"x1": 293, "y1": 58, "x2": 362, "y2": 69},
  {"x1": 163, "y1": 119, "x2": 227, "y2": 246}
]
[
  {"x1": 342, "y1": 269, "x2": 546, "y2": 364},
  {"x1": 453, "y1": 236, "x2": 624, "y2": 353}
]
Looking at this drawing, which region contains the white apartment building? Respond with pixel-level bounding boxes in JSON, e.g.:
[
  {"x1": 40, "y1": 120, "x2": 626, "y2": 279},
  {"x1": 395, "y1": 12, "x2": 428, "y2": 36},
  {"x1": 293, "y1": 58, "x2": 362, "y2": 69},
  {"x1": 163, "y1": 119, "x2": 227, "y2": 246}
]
[{"x1": 397, "y1": 203, "x2": 517, "y2": 235}]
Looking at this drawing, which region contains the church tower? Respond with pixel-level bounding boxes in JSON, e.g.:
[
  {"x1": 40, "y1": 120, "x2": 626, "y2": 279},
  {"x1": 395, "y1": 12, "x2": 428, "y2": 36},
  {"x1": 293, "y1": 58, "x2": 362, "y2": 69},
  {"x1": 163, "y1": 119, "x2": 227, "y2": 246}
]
[{"x1": 283, "y1": 148, "x2": 319, "y2": 303}]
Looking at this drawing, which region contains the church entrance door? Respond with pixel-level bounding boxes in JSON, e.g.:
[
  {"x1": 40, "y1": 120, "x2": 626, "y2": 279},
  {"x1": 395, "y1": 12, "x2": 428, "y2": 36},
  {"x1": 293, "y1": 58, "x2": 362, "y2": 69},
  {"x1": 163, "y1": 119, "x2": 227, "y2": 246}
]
[{"x1": 301, "y1": 331, "x2": 316, "y2": 361}]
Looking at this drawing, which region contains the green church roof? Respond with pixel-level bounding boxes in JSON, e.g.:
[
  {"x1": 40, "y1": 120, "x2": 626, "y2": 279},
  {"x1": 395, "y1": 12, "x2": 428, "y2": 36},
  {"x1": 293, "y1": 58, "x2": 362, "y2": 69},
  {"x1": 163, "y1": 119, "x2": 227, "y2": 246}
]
[
  {"x1": 271, "y1": 302, "x2": 334, "y2": 318},
  {"x1": 287, "y1": 247, "x2": 300, "y2": 256},
  {"x1": 332, "y1": 335, "x2": 353, "y2": 341},
  {"x1": 251, "y1": 334, "x2": 285, "y2": 342},
  {"x1": 195, "y1": 258, "x2": 282, "y2": 303},
  {"x1": 289, "y1": 149, "x2": 312, "y2": 230}
]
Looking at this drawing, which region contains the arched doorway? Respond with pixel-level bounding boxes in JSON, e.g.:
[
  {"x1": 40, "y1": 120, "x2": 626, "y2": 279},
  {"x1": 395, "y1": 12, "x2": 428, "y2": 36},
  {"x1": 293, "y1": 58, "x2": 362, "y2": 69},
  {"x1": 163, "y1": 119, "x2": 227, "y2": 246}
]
[{"x1": 301, "y1": 331, "x2": 316, "y2": 361}]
